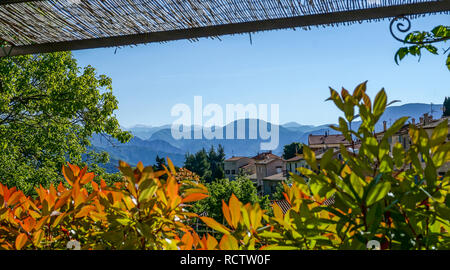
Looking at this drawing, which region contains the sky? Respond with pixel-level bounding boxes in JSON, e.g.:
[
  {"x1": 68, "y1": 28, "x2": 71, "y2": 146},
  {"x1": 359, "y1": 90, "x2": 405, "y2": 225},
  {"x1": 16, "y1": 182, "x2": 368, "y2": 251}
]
[{"x1": 73, "y1": 14, "x2": 450, "y2": 128}]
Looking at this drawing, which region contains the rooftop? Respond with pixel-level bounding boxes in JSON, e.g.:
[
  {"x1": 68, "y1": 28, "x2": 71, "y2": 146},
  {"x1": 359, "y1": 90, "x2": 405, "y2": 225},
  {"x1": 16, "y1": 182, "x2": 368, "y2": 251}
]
[
  {"x1": 285, "y1": 154, "x2": 304, "y2": 162},
  {"x1": 225, "y1": 156, "x2": 249, "y2": 162},
  {"x1": 308, "y1": 133, "x2": 350, "y2": 146},
  {"x1": 263, "y1": 172, "x2": 286, "y2": 181}
]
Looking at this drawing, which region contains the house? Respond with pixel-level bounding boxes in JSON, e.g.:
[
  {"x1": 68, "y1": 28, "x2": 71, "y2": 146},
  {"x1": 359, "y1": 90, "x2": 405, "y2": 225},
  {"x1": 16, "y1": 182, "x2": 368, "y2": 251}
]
[
  {"x1": 376, "y1": 113, "x2": 450, "y2": 177},
  {"x1": 252, "y1": 151, "x2": 286, "y2": 196},
  {"x1": 262, "y1": 172, "x2": 287, "y2": 196},
  {"x1": 224, "y1": 156, "x2": 254, "y2": 180},
  {"x1": 419, "y1": 115, "x2": 450, "y2": 176},
  {"x1": 285, "y1": 154, "x2": 310, "y2": 177},
  {"x1": 308, "y1": 132, "x2": 351, "y2": 152}
]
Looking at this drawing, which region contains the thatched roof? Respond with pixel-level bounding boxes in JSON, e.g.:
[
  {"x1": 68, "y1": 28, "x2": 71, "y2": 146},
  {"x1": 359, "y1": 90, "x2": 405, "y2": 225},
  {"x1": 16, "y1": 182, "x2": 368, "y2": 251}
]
[{"x1": 0, "y1": 0, "x2": 449, "y2": 57}]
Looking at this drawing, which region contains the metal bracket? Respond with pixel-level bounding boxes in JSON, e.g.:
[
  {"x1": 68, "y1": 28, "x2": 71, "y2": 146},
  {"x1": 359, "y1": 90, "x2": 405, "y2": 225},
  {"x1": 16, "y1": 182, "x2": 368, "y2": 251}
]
[{"x1": 390, "y1": 15, "x2": 450, "y2": 45}]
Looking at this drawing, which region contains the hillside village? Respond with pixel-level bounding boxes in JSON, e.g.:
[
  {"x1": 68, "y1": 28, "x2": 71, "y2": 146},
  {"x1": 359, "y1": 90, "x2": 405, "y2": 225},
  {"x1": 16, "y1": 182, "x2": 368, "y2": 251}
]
[{"x1": 224, "y1": 113, "x2": 450, "y2": 203}]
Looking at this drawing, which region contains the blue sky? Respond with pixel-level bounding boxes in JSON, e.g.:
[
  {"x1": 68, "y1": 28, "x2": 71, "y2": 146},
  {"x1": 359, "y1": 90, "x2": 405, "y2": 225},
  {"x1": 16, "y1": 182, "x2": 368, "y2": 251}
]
[{"x1": 73, "y1": 14, "x2": 450, "y2": 128}]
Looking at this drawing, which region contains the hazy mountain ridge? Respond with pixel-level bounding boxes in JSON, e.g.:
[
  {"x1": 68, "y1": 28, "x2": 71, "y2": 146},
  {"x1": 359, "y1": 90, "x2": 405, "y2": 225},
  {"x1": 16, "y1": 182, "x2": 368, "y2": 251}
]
[{"x1": 93, "y1": 103, "x2": 443, "y2": 172}]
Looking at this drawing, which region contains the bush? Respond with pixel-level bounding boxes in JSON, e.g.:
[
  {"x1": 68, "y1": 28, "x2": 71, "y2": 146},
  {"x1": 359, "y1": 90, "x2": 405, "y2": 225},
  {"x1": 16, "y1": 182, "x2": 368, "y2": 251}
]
[
  {"x1": 1, "y1": 82, "x2": 449, "y2": 250},
  {"x1": 0, "y1": 159, "x2": 208, "y2": 250}
]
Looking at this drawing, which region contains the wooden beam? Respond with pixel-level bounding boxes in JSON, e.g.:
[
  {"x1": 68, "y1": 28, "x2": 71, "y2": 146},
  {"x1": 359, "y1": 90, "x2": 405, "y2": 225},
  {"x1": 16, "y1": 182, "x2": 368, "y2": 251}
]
[{"x1": 1, "y1": 1, "x2": 449, "y2": 57}]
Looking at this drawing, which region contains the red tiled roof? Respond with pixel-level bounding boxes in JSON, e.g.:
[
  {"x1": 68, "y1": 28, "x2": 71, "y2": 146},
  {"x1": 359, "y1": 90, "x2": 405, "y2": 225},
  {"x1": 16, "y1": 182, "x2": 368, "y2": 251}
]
[
  {"x1": 308, "y1": 134, "x2": 349, "y2": 145},
  {"x1": 251, "y1": 152, "x2": 281, "y2": 160},
  {"x1": 225, "y1": 156, "x2": 248, "y2": 161}
]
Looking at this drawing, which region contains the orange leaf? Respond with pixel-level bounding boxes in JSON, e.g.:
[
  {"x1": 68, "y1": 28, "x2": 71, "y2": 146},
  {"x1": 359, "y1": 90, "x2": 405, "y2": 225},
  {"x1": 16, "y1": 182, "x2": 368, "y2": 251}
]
[
  {"x1": 21, "y1": 217, "x2": 36, "y2": 233},
  {"x1": 182, "y1": 193, "x2": 208, "y2": 203},
  {"x1": 62, "y1": 165, "x2": 74, "y2": 186},
  {"x1": 181, "y1": 232, "x2": 194, "y2": 250},
  {"x1": 7, "y1": 191, "x2": 23, "y2": 206},
  {"x1": 222, "y1": 200, "x2": 233, "y2": 227},
  {"x1": 200, "y1": 217, "x2": 230, "y2": 235},
  {"x1": 167, "y1": 177, "x2": 179, "y2": 200},
  {"x1": 15, "y1": 233, "x2": 28, "y2": 250},
  {"x1": 206, "y1": 234, "x2": 218, "y2": 250},
  {"x1": 80, "y1": 172, "x2": 95, "y2": 185},
  {"x1": 57, "y1": 182, "x2": 66, "y2": 193},
  {"x1": 68, "y1": 163, "x2": 80, "y2": 177},
  {"x1": 136, "y1": 161, "x2": 144, "y2": 172},
  {"x1": 54, "y1": 190, "x2": 71, "y2": 210},
  {"x1": 219, "y1": 234, "x2": 238, "y2": 250},
  {"x1": 167, "y1": 157, "x2": 176, "y2": 175},
  {"x1": 272, "y1": 203, "x2": 284, "y2": 220},
  {"x1": 75, "y1": 205, "x2": 95, "y2": 219},
  {"x1": 229, "y1": 194, "x2": 242, "y2": 228}
]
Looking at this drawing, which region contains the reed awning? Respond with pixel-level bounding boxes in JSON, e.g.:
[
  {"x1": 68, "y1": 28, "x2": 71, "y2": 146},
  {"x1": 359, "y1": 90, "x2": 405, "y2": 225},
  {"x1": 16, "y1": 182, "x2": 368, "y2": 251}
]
[{"x1": 1, "y1": 0, "x2": 449, "y2": 57}]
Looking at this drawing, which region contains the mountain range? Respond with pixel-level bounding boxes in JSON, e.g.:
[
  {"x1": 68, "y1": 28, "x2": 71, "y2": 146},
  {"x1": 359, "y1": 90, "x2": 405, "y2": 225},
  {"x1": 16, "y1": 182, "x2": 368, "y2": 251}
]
[{"x1": 92, "y1": 103, "x2": 443, "y2": 172}]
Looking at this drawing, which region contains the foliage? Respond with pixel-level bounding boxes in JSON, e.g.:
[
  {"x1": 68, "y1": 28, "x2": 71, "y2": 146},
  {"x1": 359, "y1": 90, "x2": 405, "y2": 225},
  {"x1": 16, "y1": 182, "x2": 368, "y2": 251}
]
[
  {"x1": 443, "y1": 97, "x2": 450, "y2": 117},
  {"x1": 0, "y1": 52, "x2": 132, "y2": 195},
  {"x1": 2, "y1": 81, "x2": 449, "y2": 250},
  {"x1": 192, "y1": 176, "x2": 271, "y2": 223},
  {"x1": 271, "y1": 178, "x2": 293, "y2": 201},
  {"x1": 207, "y1": 145, "x2": 226, "y2": 182},
  {"x1": 199, "y1": 81, "x2": 450, "y2": 250},
  {"x1": 184, "y1": 145, "x2": 225, "y2": 183},
  {"x1": 0, "y1": 158, "x2": 209, "y2": 250},
  {"x1": 282, "y1": 142, "x2": 303, "y2": 160},
  {"x1": 266, "y1": 82, "x2": 450, "y2": 249},
  {"x1": 395, "y1": 25, "x2": 450, "y2": 71},
  {"x1": 154, "y1": 155, "x2": 166, "y2": 171}
]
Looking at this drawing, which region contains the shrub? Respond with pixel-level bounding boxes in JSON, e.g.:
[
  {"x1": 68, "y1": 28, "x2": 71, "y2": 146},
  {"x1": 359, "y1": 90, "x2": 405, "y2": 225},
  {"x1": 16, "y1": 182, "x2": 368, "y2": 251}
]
[
  {"x1": 1, "y1": 82, "x2": 449, "y2": 250},
  {"x1": 0, "y1": 159, "x2": 208, "y2": 250}
]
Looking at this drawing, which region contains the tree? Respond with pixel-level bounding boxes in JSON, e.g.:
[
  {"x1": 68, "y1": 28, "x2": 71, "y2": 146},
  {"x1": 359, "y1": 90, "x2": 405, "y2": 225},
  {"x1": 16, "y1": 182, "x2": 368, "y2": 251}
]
[
  {"x1": 0, "y1": 52, "x2": 131, "y2": 194},
  {"x1": 184, "y1": 145, "x2": 226, "y2": 182},
  {"x1": 154, "y1": 155, "x2": 166, "y2": 171},
  {"x1": 282, "y1": 142, "x2": 303, "y2": 160},
  {"x1": 207, "y1": 145, "x2": 225, "y2": 182},
  {"x1": 192, "y1": 176, "x2": 270, "y2": 223},
  {"x1": 443, "y1": 97, "x2": 450, "y2": 117},
  {"x1": 184, "y1": 148, "x2": 211, "y2": 181},
  {"x1": 271, "y1": 178, "x2": 293, "y2": 201}
]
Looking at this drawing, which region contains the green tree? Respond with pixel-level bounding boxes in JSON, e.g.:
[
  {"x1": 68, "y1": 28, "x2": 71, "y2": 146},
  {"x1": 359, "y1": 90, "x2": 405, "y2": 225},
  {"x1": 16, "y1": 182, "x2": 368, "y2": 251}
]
[
  {"x1": 282, "y1": 142, "x2": 303, "y2": 160},
  {"x1": 0, "y1": 52, "x2": 131, "y2": 195},
  {"x1": 184, "y1": 148, "x2": 211, "y2": 181},
  {"x1": 443, "y1": 97, "x2": 450, "y2": 117},
  {"x1": 207, "y1": 144, "x2": 225, "y2": 182},
  {"x1": 154, "y1": 155, "x2": 166, "y2": 171},
  {"x1": 192, "y1": 176, "x2": 271, "y2": 223},
  {"x1": 184, "y1": 145, "x2": 226, "y2": 182}
]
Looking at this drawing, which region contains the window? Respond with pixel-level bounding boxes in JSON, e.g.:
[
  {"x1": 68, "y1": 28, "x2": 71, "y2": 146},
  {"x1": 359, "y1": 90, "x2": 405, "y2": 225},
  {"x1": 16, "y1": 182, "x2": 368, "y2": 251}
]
[
  {"x1": 225, "y1": 170, "x2": 230, "y2": 174},
  {"x1": 231, "y1": 170, "x2": 235, "y2": 174}
]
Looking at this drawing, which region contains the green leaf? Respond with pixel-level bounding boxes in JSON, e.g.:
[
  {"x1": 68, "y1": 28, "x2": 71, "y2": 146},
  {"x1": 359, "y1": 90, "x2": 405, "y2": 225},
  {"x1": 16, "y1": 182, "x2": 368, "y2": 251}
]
[
  {"x1": 303, "y1": 145, "x2": 318, "y2": 171},
  {"x1": 383, "y1": 117, "x2": 409, "y2": 139},
  {"x1": 395, "y1": 47, "x2": 409, "y2": 64},
  {"x1": 349, "y1": 173, "x2": 364, "y2": 200},
  {"x1": 138, "y1": 182, "x2": 158, "y2": 203},
  {"x1": 319, "y1": 149, "x2": 335, "y2": 170},
  {"x1": 392, "y1": 142, "x2": 405, "y2": 168},
  {"x1": 373, "y1": 89, "x2": 387, "y2": 119},
  {"x1": 366, "y1": 181, "x2": 391, "y2": 206},
  {"x1": 430, "y1": 119, "x2": 448, "y2": 148}
]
